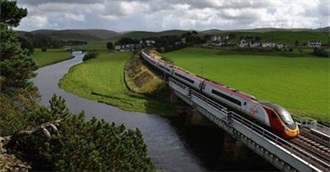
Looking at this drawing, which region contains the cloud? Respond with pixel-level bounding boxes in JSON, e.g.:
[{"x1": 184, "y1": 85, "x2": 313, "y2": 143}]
[{"x1": 15, "y1": 0, "x2": 330, "y2": 31}]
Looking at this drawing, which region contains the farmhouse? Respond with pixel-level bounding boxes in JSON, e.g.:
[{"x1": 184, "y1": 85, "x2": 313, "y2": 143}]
[
  {"x1": 307, "y1": 40, "x2": 322, "y2": 47},
  {"x1": 262, "y1": 42, "x2": 276, "y2": 48},
  {"x1": 239, "y1": 38, "x2": 260, "y2": 47},
  {"x1": 276, "y1": 43, "x2": 287, "y2": 49},
  {"x1": 211, "y1": 35, "x2": 230, "y2": 46},
  {"x1": 114, "y1": 44, "x2": 139, "y2": 52}
]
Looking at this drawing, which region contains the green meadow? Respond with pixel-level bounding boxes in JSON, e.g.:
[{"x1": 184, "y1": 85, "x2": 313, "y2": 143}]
[
  {"x1": 32, "y1": 49, "x2": 73, "y2": 67},
  {"x1": 59, "y1": 51, "x2": 175, "y2": 115},
  {"x1": 164, "y1": 47, "x2": 329, "y2": 122},
  {"x1": 71, "y1": 40, "x2": 109, "y2": 51}
]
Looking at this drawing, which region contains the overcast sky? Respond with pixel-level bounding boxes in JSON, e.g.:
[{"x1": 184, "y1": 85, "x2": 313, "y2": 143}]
[{"x1": 16, "y1": 0, "x2": 329, "y2": 32}]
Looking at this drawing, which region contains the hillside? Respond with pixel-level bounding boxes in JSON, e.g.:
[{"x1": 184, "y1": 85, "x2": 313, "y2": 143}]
[
  {"x1": 17, "y1": 29, "x2": 120, "y2": 41},
  {"x1": 111, "y1": 29, "x2": 188, "y2": 42}
]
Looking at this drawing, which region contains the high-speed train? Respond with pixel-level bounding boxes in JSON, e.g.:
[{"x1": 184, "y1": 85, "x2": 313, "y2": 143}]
[{"x1": 141, "y1": 49, "x2": 299, "y2": 139}]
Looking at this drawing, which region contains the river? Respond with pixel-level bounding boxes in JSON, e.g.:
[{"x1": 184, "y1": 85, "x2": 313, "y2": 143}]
[{"x1": 32, "y1": 52, "x2": 208, "y2": 172}]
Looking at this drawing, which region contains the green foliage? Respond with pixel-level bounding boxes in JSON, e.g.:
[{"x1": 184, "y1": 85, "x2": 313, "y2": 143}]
[
  {"x1": 11, "y1": 95, "x2": 155, "y2": 171},
  {"x1": 18, "y1": 35, "x2": 34, "y2": 55},
  {"x1": 312, "y1": 47, "x2": 329, "y2": 57},
  {"x1": 0, "y1": 0, "x2": 27, "y2": 27},
  {"x1": 106, "y1": 41, "x2": 114, "y2": 50},
  {"x1": 83, "y1": 51, "x2": 98, "y2": 61},
  {"x1": 0, "y1": 25, "x2": 37, "y2": 95},
  {"x1": 41, "y1": 46, "x2": 47, "y2": 52}
]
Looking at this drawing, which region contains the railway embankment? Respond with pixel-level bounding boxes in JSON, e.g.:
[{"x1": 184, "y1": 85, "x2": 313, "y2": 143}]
[{"x1": 124, "y1": 52, "x2": 166, "y2": 96}]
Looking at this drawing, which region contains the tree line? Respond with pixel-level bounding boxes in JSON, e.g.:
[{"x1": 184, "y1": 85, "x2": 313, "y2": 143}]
[
  {"x1": 107, "y1": 31, "x2": 208, "y2": 53},
  {"x1": 18, "y1": 32, "x2": 88, "y2": 53}
]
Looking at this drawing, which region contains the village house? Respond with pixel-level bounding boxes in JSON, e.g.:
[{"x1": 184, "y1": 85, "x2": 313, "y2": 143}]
[
  {"x1": 239, "y1": 38, "x2": 260, "y2": 48},
  {"x1": 114, "y1": 44, "x2": 139, "y2": 52},
  {"x1": 276, "y1": 43, "x2": 287, "y2": 49},
  {"x1": 262, "y1": 42, "x2": 276, "y2": 48},
  {"x1": 307, "y1": 40, "x2": 322, "y2": 47},
  {"x1": 210, "y1": 35, "x2": 230, "y2": 46}
]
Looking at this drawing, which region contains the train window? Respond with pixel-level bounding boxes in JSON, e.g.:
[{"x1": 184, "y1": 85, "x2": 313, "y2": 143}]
[
  {"x1": 211, "y1": 89, "x2": 241, "y2": 106},
  {"x1": 174, "y1": 73, "x2": 194, "y2": 84}
]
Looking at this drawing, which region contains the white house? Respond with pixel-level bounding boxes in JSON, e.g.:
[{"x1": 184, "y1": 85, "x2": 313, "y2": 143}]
[
  {"x1": 307, "y1": 41, "x2": 321, "y2": 47},
  {"x1": 239, "y1": 39, "x2": 260, "y2": 48},
  {"x1": 262, "y1": 42, "x2": 276, "y2": 48},
  {"x1": 276, "y1": 43, "x2": 287, "y2": 49}
]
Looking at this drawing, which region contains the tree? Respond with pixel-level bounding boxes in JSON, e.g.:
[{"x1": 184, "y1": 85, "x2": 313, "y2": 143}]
[
  {"x1": 0, "y1": 0, "x2": 27, "y2": 27},
  {"x1": 0, "y1": 26, "x2": 37, "y2": 94},
  {"x1": 106, "y1": 42, "x2": 113, "y2": 50},
  {"x1": 18, "y1": 35, "x2": 34, "y2": 55}
]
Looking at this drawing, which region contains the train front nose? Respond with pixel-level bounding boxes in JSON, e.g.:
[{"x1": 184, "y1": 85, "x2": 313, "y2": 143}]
[{"x1": 285, "y1": 124, "x2": 300, "y2": 138}]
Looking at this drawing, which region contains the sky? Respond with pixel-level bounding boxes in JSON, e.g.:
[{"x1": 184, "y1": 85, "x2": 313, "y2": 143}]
[{"x1": 16, "y1": 0, "x2": 329, "y2": 32}]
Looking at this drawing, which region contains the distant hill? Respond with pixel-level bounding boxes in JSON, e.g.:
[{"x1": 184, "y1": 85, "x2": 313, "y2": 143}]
[
  {"x1": 17, "y1": 29, "x2": 120, "y2": 41},
  {"x1": 16, "y1": 27, "x2": 329, "y2": 47},
  {"x1": 110, "y1": 29, "x2": 188, "y2": 42},
  {"x1": 200, "y1": 29, "x2": 223, "y2": 35},
  {"x1": 314, "y1": 27, "x2": 330, "y2": 32},
  {"x1": 158, "y1": 29, "x2": 188, "y2": 36}
]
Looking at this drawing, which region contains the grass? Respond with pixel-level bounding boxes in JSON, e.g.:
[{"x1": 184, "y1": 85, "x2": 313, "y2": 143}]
[
  {"x1": 31, "y1": 49, "x2": 73, "y2": 67},
  {"x1": 164, "y1": 47, "x2": 330, "y2": 122},
  {"x1": 71, "y1": 40, "x2": 110, "y2": 51},
  {"x1": 59, "y1": 51, "x2": 175, "y2": 116}
]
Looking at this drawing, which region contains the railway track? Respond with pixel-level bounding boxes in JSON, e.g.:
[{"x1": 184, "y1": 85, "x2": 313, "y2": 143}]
[{"x1": 284, "y1": 127, "x2": 330, "y2": 171}]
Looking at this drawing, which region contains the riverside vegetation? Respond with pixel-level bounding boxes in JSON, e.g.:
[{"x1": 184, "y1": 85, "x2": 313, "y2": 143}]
[{"x1": 0, "y1": 0, "x2": 155, "y2": 171}]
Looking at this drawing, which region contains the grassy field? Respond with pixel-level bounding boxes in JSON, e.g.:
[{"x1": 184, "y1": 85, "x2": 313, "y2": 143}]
[
  {"x1": 164, "y1": 47, "x2": 329, "y2": 122},
  {"x1": 71, "y1": 41, "x2": 110, "y2": 51},
  {"x1": 59, "y1": 51, "x2": 175, "y2": 115},
  {"x1": 31, "y1": 49, "x2": 73, "y2": 67}
]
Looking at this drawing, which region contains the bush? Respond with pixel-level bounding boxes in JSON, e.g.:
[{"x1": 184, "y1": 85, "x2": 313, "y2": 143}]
[
  {"x1": 41, "y1": 47, "x2": 47, "y2": 52},
  {"x1": 83, "y1": 51, "x2": 98, "y2": 61},
  {"x1": 312, "y1": 47, "x2": 329, "y2": 58}
]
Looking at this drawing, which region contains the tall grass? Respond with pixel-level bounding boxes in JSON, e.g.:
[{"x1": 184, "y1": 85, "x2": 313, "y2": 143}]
[{"x1": 165, "y1": 47, "x2": 329, "y2": 122}]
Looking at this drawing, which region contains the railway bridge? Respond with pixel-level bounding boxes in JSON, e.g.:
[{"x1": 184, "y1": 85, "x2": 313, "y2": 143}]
[{"x1": 167, "y1": 77, "x2": 330, "y2": 172}]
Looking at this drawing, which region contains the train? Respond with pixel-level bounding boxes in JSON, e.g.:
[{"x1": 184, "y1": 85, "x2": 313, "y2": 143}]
[{"x1": 141, "y1": 49, "x2": 300, "y2": 139}]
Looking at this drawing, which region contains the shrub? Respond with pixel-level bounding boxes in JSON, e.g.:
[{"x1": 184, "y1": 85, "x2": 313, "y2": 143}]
[
  {"x1": 312, "y1": 47, "x2": 329, "y2": 58},
  {"x1": 83, "y1": 51, "x2": 98, "y2": 61}
]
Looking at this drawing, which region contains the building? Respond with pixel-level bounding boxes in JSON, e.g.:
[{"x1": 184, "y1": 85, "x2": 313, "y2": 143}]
[
  {"x1": 114, "y1": 44, "x2": 139, "y2": 52},
  {"x1": 307, "y1": 41, "x2": 322, "y2": 47},
  {"x1": 262, "y1": 42, "x2": 276, "y2": 48},
  {"x1": 239, "y1": 38, "x2": 260, "y2": 48}
]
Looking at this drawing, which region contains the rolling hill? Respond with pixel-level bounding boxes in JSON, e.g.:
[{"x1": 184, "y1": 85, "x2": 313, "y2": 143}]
[
  {"x1": 17, "y1": 29, "x2": 120, "y2": 41},
  {"x1": 16, "y1": 27, "x2": 329, "y2": 47}
]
